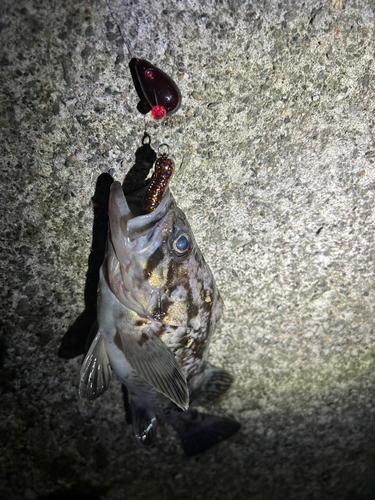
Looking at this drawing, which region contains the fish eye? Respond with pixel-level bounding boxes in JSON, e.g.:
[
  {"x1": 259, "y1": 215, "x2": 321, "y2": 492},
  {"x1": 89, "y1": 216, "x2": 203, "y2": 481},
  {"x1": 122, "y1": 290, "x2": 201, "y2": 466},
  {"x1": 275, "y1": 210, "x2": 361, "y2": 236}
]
[{"x1": 171, "y1": 227, "x2": 192, "y2": 258}]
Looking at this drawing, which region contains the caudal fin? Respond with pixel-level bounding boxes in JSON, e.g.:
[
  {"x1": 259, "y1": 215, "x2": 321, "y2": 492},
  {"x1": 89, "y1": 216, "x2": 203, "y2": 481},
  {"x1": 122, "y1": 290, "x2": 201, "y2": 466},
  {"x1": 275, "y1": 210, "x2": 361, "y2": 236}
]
[{"x1": 175, "y1": 410, "x2": 241, "y2": 456}]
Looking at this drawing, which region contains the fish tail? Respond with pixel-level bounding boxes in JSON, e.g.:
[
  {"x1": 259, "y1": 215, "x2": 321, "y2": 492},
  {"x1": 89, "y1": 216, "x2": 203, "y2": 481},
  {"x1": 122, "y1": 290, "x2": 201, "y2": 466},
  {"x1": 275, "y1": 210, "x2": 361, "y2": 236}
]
[{"x1": 172, "y1": 409, "x2": 240, "y2": 456}]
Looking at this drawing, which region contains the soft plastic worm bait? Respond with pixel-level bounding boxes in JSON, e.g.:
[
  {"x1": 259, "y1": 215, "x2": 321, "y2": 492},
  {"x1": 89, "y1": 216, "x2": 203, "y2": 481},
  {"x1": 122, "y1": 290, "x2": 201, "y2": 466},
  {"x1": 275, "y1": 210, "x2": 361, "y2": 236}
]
[{"x1": 141, "y1": 153, "x2": 175, "y2": 214}]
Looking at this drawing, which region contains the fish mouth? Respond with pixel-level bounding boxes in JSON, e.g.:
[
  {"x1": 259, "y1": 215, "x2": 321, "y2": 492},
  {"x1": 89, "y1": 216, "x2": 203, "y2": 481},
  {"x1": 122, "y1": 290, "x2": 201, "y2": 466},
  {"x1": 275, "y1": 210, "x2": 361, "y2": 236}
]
[
  {"x1": 106, "y1": 181, "x2": 172, "y2": 316},
  {"x1": 109, "y1": 181, "x2": 171, "y2": 244}
]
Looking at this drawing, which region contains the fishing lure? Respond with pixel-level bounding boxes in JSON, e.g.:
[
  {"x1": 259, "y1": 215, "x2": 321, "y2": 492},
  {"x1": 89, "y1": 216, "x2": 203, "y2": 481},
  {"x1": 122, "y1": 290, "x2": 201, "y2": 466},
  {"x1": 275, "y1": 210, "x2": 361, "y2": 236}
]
[
  {"x1": 129, "y1": 58, "x2": 181, "y2": 121},
  {"x1": 141, "y1": 146, "x2": 174, "y2": 214}
]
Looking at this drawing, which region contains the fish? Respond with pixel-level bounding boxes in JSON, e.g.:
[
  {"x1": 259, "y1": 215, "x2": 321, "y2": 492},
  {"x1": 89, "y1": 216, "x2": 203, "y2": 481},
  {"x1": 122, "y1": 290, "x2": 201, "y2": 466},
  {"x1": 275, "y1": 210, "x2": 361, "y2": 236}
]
[{"x1": 79, "y1": 180, "x2": 240, "y2": 455}]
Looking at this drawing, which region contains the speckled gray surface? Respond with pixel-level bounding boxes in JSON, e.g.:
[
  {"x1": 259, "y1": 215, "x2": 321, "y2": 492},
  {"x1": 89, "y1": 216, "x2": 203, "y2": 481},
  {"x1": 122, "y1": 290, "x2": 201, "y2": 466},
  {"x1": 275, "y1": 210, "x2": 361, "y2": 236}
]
[{"x1": 1, "y1": 0, "x2": 375, "y2": 499}]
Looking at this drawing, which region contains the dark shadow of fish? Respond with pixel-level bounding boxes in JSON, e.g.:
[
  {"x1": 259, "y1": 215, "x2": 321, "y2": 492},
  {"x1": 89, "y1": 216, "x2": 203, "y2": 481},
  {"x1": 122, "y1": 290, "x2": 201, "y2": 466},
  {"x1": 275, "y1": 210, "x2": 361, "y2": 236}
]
[
  {"x1": 58, "y1": 136, "x2": 156, "y2": 359},
  {"x1": 60, "y1": 137, "x2": 240, "y2": 455},
  {"x1": 34, "y1": 489, "x2": 104, "y2": 500}
]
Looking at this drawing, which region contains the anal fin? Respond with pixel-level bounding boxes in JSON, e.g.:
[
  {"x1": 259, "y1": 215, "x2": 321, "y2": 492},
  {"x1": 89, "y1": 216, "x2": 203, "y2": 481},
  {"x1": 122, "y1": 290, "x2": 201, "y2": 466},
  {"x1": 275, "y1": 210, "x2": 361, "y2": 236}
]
[
  {"x1": 132, "y1": 402, "x2": 158, "y2": 446},
  {"x1": 122, "y1": 386, "x2": 157, "y2": 444},
  {"x1": 79, "y1": 329, "x2": 112, "y2": 401},
  {"x1": 191, "y1": 365, "x2": 234, "y2": 406}
]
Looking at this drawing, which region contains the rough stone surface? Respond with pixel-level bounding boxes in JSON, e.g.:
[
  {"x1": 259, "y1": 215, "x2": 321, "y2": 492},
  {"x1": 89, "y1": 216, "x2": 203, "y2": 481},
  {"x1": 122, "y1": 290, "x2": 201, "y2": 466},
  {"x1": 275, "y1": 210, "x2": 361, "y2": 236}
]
[{"x1": 1, "y1": 0, "x2": 375, "y2": 499}]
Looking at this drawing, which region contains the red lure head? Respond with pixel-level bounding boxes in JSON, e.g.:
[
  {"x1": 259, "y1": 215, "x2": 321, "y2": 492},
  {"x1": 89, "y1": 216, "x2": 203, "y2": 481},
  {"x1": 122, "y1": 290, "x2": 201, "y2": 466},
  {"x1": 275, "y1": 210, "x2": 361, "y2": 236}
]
[
  {"x1": 133, "y1": 59, "x2": 181, "y2": 119},
  {"x1": 141, "y1": 156, "x2": 175, "y2": 214},
  {"x1": 151, "y1": 105, "x2": 167, "y2": 121}
]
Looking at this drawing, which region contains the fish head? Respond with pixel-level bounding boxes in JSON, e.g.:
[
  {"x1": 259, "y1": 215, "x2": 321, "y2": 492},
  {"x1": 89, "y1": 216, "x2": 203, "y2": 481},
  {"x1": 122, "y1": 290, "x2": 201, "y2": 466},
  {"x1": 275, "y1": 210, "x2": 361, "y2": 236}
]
[{"x1": 106, "y1": 181, "x2": 221, "y2": 329}]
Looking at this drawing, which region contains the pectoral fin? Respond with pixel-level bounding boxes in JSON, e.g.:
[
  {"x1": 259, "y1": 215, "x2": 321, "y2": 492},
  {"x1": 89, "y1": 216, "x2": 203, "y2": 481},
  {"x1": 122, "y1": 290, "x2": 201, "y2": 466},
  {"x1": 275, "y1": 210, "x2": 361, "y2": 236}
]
[
  {"x1": 119, "y1": 329, "x2": 189, "y2": 410},
  {"x1": 79, "y1": 329, "x2": 112, "y2": 401}
]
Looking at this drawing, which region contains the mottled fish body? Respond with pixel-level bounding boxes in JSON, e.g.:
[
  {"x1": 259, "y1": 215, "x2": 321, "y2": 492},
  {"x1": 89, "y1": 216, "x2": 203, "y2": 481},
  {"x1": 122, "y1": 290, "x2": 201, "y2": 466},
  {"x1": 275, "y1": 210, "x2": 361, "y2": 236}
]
[{"x1": 79, "y1": 181, "x2": 240, "y2": 454}]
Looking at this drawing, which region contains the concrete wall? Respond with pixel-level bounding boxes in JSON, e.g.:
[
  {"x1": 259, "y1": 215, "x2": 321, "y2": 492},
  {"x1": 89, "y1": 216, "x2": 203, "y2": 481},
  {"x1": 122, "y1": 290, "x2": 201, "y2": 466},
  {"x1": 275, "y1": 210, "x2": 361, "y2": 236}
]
[{"x1": 1, "y1": 0, "x2": 375, "y2": 498}]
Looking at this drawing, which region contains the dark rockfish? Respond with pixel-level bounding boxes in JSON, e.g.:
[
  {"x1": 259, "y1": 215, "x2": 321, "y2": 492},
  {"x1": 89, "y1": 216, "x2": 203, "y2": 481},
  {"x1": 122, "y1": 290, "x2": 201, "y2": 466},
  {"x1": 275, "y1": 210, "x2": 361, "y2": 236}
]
[{"x1": 79, "y1": 181, "x2": 240, "y2": 455}]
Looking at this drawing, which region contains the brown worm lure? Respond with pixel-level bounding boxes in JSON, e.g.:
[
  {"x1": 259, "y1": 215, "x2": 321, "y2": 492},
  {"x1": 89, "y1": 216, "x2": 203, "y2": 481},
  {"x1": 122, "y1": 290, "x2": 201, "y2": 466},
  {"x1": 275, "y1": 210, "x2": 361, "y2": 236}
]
[{"x1": 141, "y1": 155, "x2": 175, "y2": 214}]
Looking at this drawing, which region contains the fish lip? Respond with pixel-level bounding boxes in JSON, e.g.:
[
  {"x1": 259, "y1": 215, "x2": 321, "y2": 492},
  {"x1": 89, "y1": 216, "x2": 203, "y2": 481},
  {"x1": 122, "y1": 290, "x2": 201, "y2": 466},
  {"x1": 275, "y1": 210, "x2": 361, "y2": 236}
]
[
  {"x1": 109, "y1": 181, "x2": 172, "y2": 240},
  {"x1": 108, "y1": 181, "x2": 173, "y2": 289},
  {"x1": 125, "y1": 186, "x2": 172, "y2": 241}
]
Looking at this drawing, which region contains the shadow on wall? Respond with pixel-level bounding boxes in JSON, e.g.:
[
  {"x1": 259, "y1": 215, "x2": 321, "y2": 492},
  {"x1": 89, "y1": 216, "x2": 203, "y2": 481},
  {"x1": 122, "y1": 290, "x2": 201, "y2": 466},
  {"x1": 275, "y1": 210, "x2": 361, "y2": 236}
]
[
  {"x1": 58, "y1": 134, "x2": 156, "y2": 360},
  {"x1": 57, "y1": 133, "x2": 157, "y2": 440},
  {"x1": 35, "y1": 491, "x2": 104, "y2": 500}
]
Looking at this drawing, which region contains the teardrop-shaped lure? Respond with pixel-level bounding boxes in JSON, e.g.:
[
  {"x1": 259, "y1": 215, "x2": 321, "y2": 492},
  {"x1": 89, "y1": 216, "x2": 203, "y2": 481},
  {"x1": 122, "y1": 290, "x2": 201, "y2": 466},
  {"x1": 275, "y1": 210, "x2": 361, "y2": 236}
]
[
  {"x1": 141, "y1": 155, "x2": 175, "y2": 213},
  {"x1": 129, "y1": 58, "x2": 181, "y2": 120}
]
